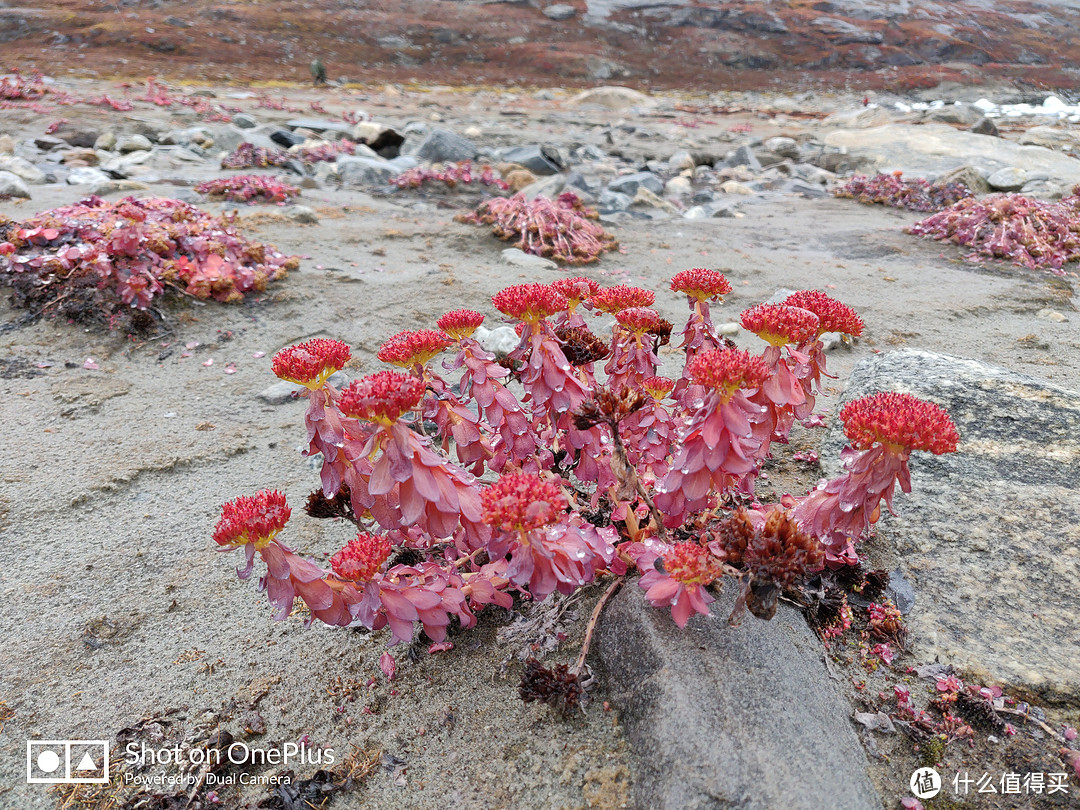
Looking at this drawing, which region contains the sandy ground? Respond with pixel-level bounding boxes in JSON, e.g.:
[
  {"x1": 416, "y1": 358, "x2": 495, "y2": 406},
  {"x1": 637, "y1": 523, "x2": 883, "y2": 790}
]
[{"x1": 1, "y1": 86, "x2": 1078, "y2": 809}]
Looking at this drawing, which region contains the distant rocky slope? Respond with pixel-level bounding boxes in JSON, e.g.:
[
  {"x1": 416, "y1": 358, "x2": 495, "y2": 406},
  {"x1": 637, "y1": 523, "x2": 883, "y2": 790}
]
[{"x1": 4, "y1": 0, "x2": 1080, "y2": 89}]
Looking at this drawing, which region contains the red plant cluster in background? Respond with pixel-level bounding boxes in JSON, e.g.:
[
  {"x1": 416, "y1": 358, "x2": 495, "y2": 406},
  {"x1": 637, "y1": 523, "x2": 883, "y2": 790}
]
[
  {"x1": 0, "y1": 196, "x2": 297, "y2": 331},
  {"x1": 221, "y1": 142, "x2": 291, "y2": 170},
  {"x1": 392, "y1": 161, "x2": 510, "y2": 191},
  {"x1": 457, "y1": 192, "x2": 618, "y2": 265},
  {"x1": 834, "y1": 172, "x2": 972, "y2": 212},
  {"x1": 195, "y1": 175, "x2": 301, "y2": 204},
  {"x1": 296, "y1": 139, "x2": 358, "y2": 164},
  {"x1": 216, "y1": 273, "x2": 958, "y2": 700},
  {"x1": 0, "y1": 71, "x2": 48, "y2": 101},
  {"x1": 906, "y1": 188, "x2": 1080, "y2": 274}
]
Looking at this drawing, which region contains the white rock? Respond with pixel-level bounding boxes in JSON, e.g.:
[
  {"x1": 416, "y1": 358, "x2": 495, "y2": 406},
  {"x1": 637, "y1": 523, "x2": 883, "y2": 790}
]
[
  {"x1": 502, "y1": 248, "x2": 557, "y2": 269},
  {"x1": 0, "y1": 155, "x2": 45, "y2": 184},
  {"x1": 0, "y1": 171, "x2": 30, "y2": 198},
  {"x1": 473, "y1": 325, "x2": 521, "y2": 357},
  {"x1": 66, "y1": 167, "x2": 111, "y2": 185}
]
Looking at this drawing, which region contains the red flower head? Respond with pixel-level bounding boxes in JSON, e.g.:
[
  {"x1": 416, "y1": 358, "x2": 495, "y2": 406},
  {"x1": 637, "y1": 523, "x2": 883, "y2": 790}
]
[
  {"x1": 331, "y1": 531, "x2": 392, "y2": 582},
  {"x1": 339, "y1": 370, "x2": 426, "y2": 425},
  {"x1": 783, "y1": 290, "x2": 864, "y2": 337},
  {"x1": 662, "y1": 542, "x2": 725, "y2": 586},
  {"x1": 551, "y1": 276, "x2": 601, "y2": 308},
  {"x1": 589, "y1": 285, "x2": 655, "y2": 314},
  {"x1": 437, "y1": 309, "x2": 485, "y2": 340},
  {"x1": 840, "y1": 392, "x2": 959, "y2": 454},
  {"x1": 272, "y1": 338, "x2": 351, "y2": 388},
  {"x1": 492, "y1": 283, "x2": 568, "y2": 324},
  {"x1": 688, "y1": 347, "x2": 770, "y2": 401},
  {"x1": 482, "y1": 473, "x2": 567, "y2": 533},
  {"x1": 615, "y1": 306, "x2": 666, "y2": 335},
  {"x1": 642, "y1": 375, "x2": 675, "y2": 400},
  {"x1": 213, "y1": 490, "x2": 291, "y2": 550},
  {"x1": 377, "y1": 329, "x2": 453, "y2": 368},
  {"x1": 740, "y1": 303, "x2": 820, "y2": 347},
  {"x1": 670, "y1": 268, "x2": 732, "y2": 302}
]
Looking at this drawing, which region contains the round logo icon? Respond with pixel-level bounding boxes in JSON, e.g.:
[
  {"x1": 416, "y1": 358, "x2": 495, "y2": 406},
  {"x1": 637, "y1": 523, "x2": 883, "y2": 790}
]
[
  {"x1": 910, "y1": 767, "x2": 942, "y2": 799},
  {"x1": 37, "y1": 749, "x2": 61, "y2": 774}
]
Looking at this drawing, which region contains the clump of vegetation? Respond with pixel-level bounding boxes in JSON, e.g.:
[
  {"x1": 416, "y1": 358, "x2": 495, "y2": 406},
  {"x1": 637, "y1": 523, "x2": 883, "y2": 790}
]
[
  {"x1": 0, "y1": 196, "x2": 297, "y2": 332},
  {"x1": 215, "y1": 272, "x2": 958, "y2": 712},
  {"x1": 834, "y1": 171, "x2": 971, "y2": 212},
  {"x1": 906, "y1": 187, "x2": 1080, "y2": 273},
  {"x1": 195, "y1": 175, "x2": 301, "y2": 204},
  {"x1": 457, "y1": 192, "x2": 618, "y2": 264}
]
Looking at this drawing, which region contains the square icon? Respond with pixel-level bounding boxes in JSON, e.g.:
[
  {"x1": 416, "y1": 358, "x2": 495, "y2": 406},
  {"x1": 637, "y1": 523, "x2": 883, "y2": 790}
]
[{"x1": 27, "y1": 740, "x2": 109, "y2": 784}]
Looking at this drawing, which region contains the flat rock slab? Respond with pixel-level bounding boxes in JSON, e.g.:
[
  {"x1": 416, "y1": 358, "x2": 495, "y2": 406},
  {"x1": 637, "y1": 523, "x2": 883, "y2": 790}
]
[
  {"x1": 823, "y1": 124, "x2": 1080, "y2": 187},
  {"x1": 828, "y1": 349, "x2": 1080, "y2": 703},
  {"x1": 596, "y1": 586, "x2": 880, "y2": 810}
]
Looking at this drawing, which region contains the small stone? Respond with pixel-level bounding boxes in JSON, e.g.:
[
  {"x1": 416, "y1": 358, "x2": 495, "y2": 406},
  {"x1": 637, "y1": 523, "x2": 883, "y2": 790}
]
[
  {"x1": 986, "y1": 167, "x2": 1028, "y2": 192},
  {"x1": 717, "y1": 322, "x2": 740, "y2": 336},
  {"x1": 764, "y1": 136, "x2": 799, "y2": 160},
  {"x1": 542, "y1": 3, "x2": 576, "y2": 20},
  {"x1": 473, "y1": 325, "x2": 520, "y2": 357},
  {"x1": 117, "y1": 134, "x2": 153, "y2": 153},
  {"x1": 520, "y1": 174, "x2": 566, "y2": 201},
  {"x1": 287, "y1": 205, "x2": 319, "y2": 224},
  {"x1": 0, "y1": 171, "x2": 30, "y2": 198},
  {"x1": 500, "y1": 144, "x2": 564, "y2": 176},
  {"x1": 94, "y1": 132, "x2": 117, "y2": 151},
  {"x1": 969, "y1": 117, "x2": 1000, "y2": 137},
  {"x1": 336, "y1": 155, "x2": 398, "y2": 185},
  {"x1": 608, "y1": 171, "x2": 663, "y2": 197},
  {"x1": 720, "y1": 180, "x2": 754, "y2": 195},
  {"x1": 631, "y1": 187, "x2": 678, "y2": 214},
  {"x1": 232, "y1": 113, "x2": 258, "y2": 129},
  {"x1": 89, "y1": 180, "x2": 150, "y2": 195},
  {"x1": 598, "y1": 189, "x2": 632, "y2": 211},
  {"x1": 725, "y1": 144, "x2": 761, "y2": 172},
  {"x1": 667, "y1": 150, "x2": 695, "y2": 173},
  {"x1": 502, "y1": 248, "x2": 557, "y2": 269},
  {"x1": 61, "y1": 148, "x2": 100, "y2": 166},
  {"x1": 67, "y1": 167, "x2": 111, "y2": 185},
  {"x1": 0, "y1": 134, "x2": 15, "y2": 155},
  {"x1": 1036, "y1": 309, "x2": 1068, "y2": 323},
  {"x1": 933, "y1": 165, "x2": 991, "y2": 195},
  {"x1": 664, "y1": 176, "x2": 692, "y2": 197},
  {"x1": 505, "y1": 169, "x2": 538, "y2": 192},
  {"x1": 34, "y1": 135, "x2": 65, "y2": 151}
]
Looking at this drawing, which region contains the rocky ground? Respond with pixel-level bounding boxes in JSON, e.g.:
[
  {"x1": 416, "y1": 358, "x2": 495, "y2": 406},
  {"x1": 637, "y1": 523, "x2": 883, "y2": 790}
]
[{"x1": 1, "y1": 79, "x2": 1079, "y2": 809}]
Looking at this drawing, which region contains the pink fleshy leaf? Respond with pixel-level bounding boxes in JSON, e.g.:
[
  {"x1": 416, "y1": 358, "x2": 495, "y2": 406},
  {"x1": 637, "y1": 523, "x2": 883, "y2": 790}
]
[
  {"x1": 379, "y1": 651, "x2": 397, "y2": 681},
  {"x1": 82, "y1": 357, "x2": 99, "y2": 370},
  {"x1": 428, "y1": 641, "x2": 453, "y2": 654}
]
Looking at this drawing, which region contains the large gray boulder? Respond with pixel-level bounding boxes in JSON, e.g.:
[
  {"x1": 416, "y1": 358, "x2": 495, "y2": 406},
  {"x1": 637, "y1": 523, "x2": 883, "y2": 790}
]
[
  {"x1": 408, "y1": 128, "x2": 477, "y2": 163},
  {"x1": 823, "y1": 124, "x2": 1080, "y2": 190},
  {"x1": 826, "y1": 349, "x2": 1080, "y2": 703},
  {"x1": 597, "y1": 586, "x2": 881, "y2": 810}
]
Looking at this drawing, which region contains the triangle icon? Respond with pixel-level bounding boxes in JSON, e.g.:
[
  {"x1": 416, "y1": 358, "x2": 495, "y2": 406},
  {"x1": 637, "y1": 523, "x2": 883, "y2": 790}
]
[{"x1": 75, "y1": 751, "x2": 97, "y2": 772}]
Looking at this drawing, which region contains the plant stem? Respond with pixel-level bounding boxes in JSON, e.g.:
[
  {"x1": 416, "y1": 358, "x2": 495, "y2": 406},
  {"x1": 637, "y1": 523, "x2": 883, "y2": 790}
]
[{"x1": 572, "y1": 575, "x2": 624, "y2": 677}]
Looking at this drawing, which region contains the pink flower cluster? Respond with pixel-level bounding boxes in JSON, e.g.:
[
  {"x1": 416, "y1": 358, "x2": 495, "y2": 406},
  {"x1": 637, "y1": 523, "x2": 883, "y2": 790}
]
[
  {"x1": 221, "y1": 142, "x2": 291, "y2": 170},
  {"x1": 392, "y1": 161, "x2": 510, "y2": 191},
  {"x1": 217, "y1": 273, "x2": 959, "y2": 666},
  {"x1": 0, "y1": 196, "x2": 297, "y2": 329},
  {"x1": 834, "y1": 171, "x2": 972, "y2": 212},
  {"x1": 458, "y1": 192, "x2": 618, "y2": 265},
  {"x1": 906, "y1": 189, "x2": 1080, "y2": 274},
  {"x1": 195, "y1": 175, "x2": 301, "y2": 204}
]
